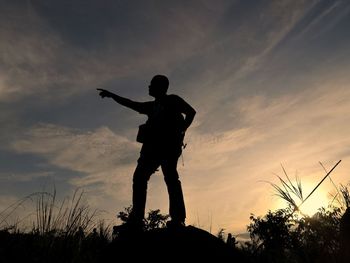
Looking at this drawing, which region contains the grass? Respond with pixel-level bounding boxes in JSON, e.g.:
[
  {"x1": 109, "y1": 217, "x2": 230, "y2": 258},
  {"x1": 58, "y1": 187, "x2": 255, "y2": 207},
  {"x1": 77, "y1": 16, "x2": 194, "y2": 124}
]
[
  {"x1": 269, "y1": 160, "x2": 343, "y2": 216},
  {"x1": 0, "y1": 188, "x2": 111, "y2": 263},
  {"x1": 0, "y1": 188, "x2": 104, "y2": 237},
  {"x1": 269, "y1": 164, "x2": 304, "y2": 213},
  {"x1": 34, "y1": 188, "x2": 99, "y2": 236}
]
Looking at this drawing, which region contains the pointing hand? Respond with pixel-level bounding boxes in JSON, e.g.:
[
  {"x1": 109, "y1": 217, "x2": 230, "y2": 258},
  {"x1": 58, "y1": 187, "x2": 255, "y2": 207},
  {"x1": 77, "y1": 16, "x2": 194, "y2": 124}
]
[{"x1": 97, "y1": 88, "x2": 113, "y2": 98}]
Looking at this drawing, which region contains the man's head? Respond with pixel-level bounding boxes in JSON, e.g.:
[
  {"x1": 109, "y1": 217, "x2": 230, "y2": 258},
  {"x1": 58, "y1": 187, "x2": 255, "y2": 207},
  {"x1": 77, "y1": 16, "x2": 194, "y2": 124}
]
[{"x1": 148, "y1": 75, "x2": 169, "y2": 98}]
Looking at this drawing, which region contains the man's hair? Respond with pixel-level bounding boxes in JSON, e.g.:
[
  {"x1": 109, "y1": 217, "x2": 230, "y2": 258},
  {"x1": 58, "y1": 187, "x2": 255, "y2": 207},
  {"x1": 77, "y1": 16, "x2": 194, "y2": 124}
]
[{"x1": 151, "y1": 75, "x2": 169, "y2": 93}]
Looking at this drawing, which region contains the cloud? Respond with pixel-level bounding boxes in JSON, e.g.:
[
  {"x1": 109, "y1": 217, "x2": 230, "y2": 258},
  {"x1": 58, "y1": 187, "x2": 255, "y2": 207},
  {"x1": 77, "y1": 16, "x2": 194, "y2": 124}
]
[
  {"x1": 0, "y1": 171, "x2": 54, "y2": 183},
  {"x1": 11, "y1": 124, "x2": 139, "y2": 202},
  {"x1": 12, "y1": 123, "x2": 138, "y2": 171},
  {"x1": 0, "y1": 3, "x2": 111, "y2": 102},
  {"x1": 185, "y1": 0, "x2": 317, "y2": 134},
  {"x1": 189, "y1": 76, "x2": 350, "y2": 174},
  {"x1": 229, "y1": 0, "x2": 314, "y2": 78},
  {"x1": 284, "y1": 0, "x2": 350, "y2": 42},
  {"x1": 0, "y1": 1, "x2": 238, "y2": 103}
]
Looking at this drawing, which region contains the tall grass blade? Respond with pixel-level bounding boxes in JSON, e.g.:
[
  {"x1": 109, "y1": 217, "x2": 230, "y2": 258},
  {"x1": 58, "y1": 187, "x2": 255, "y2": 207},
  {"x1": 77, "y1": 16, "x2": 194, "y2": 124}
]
[{"x1": 299, "y1": 160, "x2": 342, "y2": 209}]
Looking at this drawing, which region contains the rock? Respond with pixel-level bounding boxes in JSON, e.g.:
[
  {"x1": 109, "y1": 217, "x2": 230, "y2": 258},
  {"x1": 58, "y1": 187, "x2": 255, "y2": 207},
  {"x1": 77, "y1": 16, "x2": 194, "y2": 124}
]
[{"x1": 103, "y1": 225, "x2": 243, "y2": 262}]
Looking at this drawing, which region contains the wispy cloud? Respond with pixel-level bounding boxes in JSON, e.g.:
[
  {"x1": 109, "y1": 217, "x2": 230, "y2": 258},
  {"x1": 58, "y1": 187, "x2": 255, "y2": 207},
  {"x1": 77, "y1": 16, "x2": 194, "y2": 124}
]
[
  {"x1": 286, "y1": 0, "x2": 350, "y2": 42},
  {"x1": 0, "y1": 171, "x2": 54, "y2": 183},
  {"x1": 0, "y1": 5, "x2": 106, "y2": 102},
  {"x1": 11, "y1": 124, "x2": 138, "y2": 201}
]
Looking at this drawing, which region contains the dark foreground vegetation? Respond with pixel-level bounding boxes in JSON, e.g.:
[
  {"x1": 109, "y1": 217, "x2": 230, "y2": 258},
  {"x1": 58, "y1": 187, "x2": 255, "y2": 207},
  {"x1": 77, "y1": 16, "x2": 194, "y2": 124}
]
[
  {"x1": 1, "y1": 177, "x2": 349, "y2": 262},
  {"x1": 1, "y1": 205, "x2": 349, "y2": 263}
]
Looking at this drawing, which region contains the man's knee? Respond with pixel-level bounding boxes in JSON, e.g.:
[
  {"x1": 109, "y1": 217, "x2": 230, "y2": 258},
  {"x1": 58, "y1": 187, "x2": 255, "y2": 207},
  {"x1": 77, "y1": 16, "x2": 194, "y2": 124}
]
[
  {"x1": 133, "y1": 163, "x2": 157, "y2": 184},
  {"x1": 133, "y1": 170, "x2": 149, "y2": 185}
]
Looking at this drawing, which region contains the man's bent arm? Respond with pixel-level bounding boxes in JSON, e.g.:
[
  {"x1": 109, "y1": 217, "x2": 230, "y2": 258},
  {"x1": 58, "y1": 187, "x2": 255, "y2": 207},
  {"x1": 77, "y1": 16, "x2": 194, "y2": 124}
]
[{"x1": 183, "y1": 107, "x2": 196, "y2": 131}]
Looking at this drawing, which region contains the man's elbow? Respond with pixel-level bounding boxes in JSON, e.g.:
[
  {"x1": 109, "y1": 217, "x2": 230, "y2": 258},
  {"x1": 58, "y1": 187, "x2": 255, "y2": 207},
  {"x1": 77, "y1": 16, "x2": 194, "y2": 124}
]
[
  {"x1": 187, "y1": 110, "x2": 196, "y2": 126},
  {"x1": 190, "y1": 109, "x2": 196, "y2": 119}
]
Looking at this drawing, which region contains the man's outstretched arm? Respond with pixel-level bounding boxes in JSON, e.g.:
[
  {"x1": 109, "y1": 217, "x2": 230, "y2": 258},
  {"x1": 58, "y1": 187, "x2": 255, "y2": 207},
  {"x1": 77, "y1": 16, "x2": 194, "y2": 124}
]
[{"x1": 97, "y1": 88, "x2": 144, "y2": 112}]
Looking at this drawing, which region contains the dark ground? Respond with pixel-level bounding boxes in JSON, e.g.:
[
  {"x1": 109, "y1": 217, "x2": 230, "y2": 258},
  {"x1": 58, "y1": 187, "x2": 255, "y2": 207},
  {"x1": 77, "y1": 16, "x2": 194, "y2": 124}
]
[{"x1": 0, "y1": 226, "x2": 246, "y2": 263}]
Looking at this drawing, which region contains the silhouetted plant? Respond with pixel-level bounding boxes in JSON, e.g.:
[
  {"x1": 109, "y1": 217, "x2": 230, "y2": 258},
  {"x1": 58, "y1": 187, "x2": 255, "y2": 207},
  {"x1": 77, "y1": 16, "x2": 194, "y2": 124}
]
[
  {"x1": 253, "y1": 162, "x2": 344, "y2": 262},
  {"x1": 33, "y1": 188, "x2": 98, "y2": 236},
  {"x1": 96, "y1": 220, "x2": 111, "y2": 240},
  {"x1": 217, "y1": 228, "x2": 225, "y2": 241},
  {"x1": 0, "y1": 187, "x2": 102, "y2": 238},
  {"x1": 246, "y1": 205, "x2": 342, "y2": 263},
  {"x1": 144, "y1": 209, "x2": 169, "y2": 231},
  {"x1": 339, "y1": 184, "x2": 350, "y2": 208},
  {"x1": 0, "y1": 188, "x2": 112, "y2": 263},
  {"x1": 247, "y1": 207, "x2": 297, "y2": 263},
  {"x1": 116, "y1": 206, "x2": 133, "y2": 224},
  {"x1": 0, "y1": 191, "x2": 49, "y2": 231},
  {"x1": 116, "y1": 206, "x2": 169, "y2": 231},
  {"x1": 296, "y1": 206, "x2": 341, "y2": 259},
  {"x1": 330, "y1": 183, "x2": 350, "y2": 211},
  {"x1": 248, "y1": 208, "x2": 295, "y2": 250},
  {"x1": 269, "y1": 165, "x2": 303, "y2": 213},
  {"x1": 269, "y1": 161, "x2": 342, "y2": 218}
]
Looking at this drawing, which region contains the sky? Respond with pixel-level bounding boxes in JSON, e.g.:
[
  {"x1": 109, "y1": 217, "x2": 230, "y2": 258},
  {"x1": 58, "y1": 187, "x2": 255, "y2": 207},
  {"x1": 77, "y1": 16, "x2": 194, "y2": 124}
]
[{"x1": 1, "y1": 0, "x2": 350, "y2": 236}]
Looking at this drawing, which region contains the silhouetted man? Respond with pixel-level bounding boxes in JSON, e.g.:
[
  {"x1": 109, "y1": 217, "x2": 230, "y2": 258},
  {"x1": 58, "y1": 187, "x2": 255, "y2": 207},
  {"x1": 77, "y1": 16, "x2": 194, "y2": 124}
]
[{"x1": 97, "y1": 75, "x2": 196, "y2": 230}]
